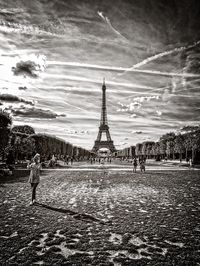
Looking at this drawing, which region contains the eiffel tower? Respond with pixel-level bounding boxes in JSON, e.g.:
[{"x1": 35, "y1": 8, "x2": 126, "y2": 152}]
[{"x1": 92, "y1": 79, "x2": 116, "y2": 153}]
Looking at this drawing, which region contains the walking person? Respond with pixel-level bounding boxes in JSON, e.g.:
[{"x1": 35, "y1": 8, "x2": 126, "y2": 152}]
[
  {"x1": 27, "y1": 153, "x2": 42, "y2": 205},
  {"x1": 189, "y1": 158, "x2": 193, "y2": 169},
  {"x1": 51, "y1": 154, "x2": 56, "y2": 167},
  {"x1": 140, "y1": 160, "x2": 146, "y2": 172},
  {"x1": 133, "y1": 158, "x2": 138, "y2": 173},
  {"x1": 65, "y1": 155, "x2": 69, "y2": 165}
]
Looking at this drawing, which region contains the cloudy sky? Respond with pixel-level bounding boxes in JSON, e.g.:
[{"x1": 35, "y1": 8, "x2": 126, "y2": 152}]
[{"x1": 0, "y1": 0, "x2": 200, "y2": 150}]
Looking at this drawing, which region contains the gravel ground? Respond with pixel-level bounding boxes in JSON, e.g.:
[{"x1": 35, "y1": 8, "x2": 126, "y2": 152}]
[{"x1": 0, "y1": 165, "x2": 200, "y2": 266}]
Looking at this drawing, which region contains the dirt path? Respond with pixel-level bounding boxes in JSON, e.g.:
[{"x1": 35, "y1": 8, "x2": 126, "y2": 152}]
[{"x1": 0, "y1": 169, "x2": 200, "y2": 265}]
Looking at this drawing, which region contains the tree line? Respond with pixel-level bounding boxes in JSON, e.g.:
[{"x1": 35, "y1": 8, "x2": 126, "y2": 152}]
[
  {"x1": 1, "y1": 109, "x2": 200, "y2": 163},
  {"x1": 0, "y1": 110, "x2": 91, "y2": 162},
  {"x1": 116, "y1": 126, "x2": 200, "y2": 163}
]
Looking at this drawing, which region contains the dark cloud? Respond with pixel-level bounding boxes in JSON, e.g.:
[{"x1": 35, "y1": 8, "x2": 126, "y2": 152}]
[
  {"x1": 18, "y1": 86, "x2": 28, "y2": 90},
  {"x1": 12, "y1": 55, "x2": 46, "y2": 78},
  {"x1": 133, "y1": 131, "x2": 143, "y2": 134},
  {"x1": 0, "y1": 94, "x2": 34, "y2": 105},
  {"x1": 58, "y1": 114, "x2": 66, "y2": 117},
  {"x1": 12, "y1": 60, "x2": 39, "y2": 78},
  {"x1": 11, "y1": 107, "x2": 66, "y2": 119}
]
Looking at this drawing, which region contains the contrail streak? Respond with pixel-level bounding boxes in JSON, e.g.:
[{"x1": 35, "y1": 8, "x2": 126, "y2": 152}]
[
  {"x1": 43, "y1": 73, "x2": 156, "y2": 90},
  {"x1": 97, "y1": 11, "x2": 127, "y2": 41},
  {"x1": 115, "y1": 39, "x2": 200, "y2": 79},
  {"x1": 63, "y1": 102, "x2": 87, "y2": 112},
  {"x1": 0, "y1": 78, "x2": 23, "y2": 85},
  {"x1": 121, "y1": 76, "x2": 200, "y2": 101},
  {"x1": 120, "y1": 85, "x2": 170, "y2": 100},
  {"x1": 27, "y1": 83, "x2": 87, "y2": 112},
  {"x1": 0, "y1": 21, "x2": 61, "y2": 37},
  {"x1": 46, "y1": 61, "x2": 200, "y2": 78}
]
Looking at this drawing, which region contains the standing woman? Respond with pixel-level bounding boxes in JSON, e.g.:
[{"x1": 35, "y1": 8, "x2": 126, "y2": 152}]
[
  {"x1": 27, "y1": 153, "x2": 41, "y2": 205},
  {"x1": 133, "y1": 158, "x2": 138, "y2": 173}
]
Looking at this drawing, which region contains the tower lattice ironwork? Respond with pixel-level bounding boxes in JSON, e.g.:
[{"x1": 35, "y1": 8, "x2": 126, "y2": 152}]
[{"x1": 92, "y1": 79, "x2": 116, "y2": 153}]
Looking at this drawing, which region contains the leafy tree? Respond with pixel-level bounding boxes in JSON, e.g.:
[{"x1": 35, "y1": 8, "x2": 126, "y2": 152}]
[
  {"x1": 174, "y1": 134, "x2": 185, "y2": 161},
  {"x1": 187, "y1": 129, "x2": 200, "y2": 162},
  {"x1": 143, "y1": 141, "x2": 155, "y2": 158},
  {"x1": 118, "y1": 126, "x2": 200, "y2": 164},
  {"x1": 141, "y1": 142, "x2": 147, "y2": 157},
  {"x1": 32, "y1": 134, "x2": 74, "y2": 158},
  {"x1": 0, "y1": 110, "x2": 12, "y2": 161},
  {"x1": 13, "y1": 136, "x2": 21, "y2": 161},
  {"x1": 160, "y1": 132, "x2": 176, "y2": 159},
  {"x1": 166, "y1": 140, "x2": 175, "y2": 159},
  {"x1": 181, "y1": 125, "x2": 200, "y2": 133},
  {"x1": 12, "y1": 136, "x2": 35, "y2": 160},
  {"x1": 12, "y1": 125, "x2": 35, "y2": 135},
  {"x1": 153, "y1": 142, "x2": 160, "y2": 161},
  {"x1": 183, "y1": 134, "x2": 191, "y2": 160},
  {"x1": 130, "y1": 145, "x2": 136, "y2": 158},
  {"x1": 135, "y1": 143, "x2": 142, "y2": 157}
]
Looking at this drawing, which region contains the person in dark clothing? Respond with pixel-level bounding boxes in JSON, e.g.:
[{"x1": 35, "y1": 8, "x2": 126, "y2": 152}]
[
  {"x1": 140, "y1": 160, "x2": 146, "y2": 172},
  {"x1": 6, "y1": 150, "x2": 15, "y2": 171},
  {"x1": 65, "y1": 155, "x2": 69, "y2": 165},
  {"x1": 133, "y1": 158, "x2": 138, "y2": 173}
]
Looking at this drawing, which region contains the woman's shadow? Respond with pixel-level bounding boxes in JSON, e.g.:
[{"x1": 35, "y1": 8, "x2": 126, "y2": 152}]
[{"x1": 35, "y1": 202, "x2": 111, "y2": 225}]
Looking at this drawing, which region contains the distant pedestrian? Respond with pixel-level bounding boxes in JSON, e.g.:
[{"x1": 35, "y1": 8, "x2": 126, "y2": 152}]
[
  {"x1": 71, "y1": 157, "x2": 74, "y2": 165},
  {"x1": 27, "y1": 153, "x2": 42, "y2": 205},
  {"x1": 140, "y1": 160, "x2": 145, "y2": 172},
  {"x1": 6, "y1": 150, "x2": 15, "y2": 173},
  {"x1": 189, "y1": 158, "x2": 193, "y2": 169},
  {"x1": 101, "y1": 158, "x2": 105, "y2": 165},
  {"x1": 65, "y1": 155, "x2": 69, "y2": 165},
  {"x1": 133, "y1": 158, "x2": 138, "y2": 173},
  {"x1": 51, "y1": 154, "x2": 56, "y2": 167}
]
